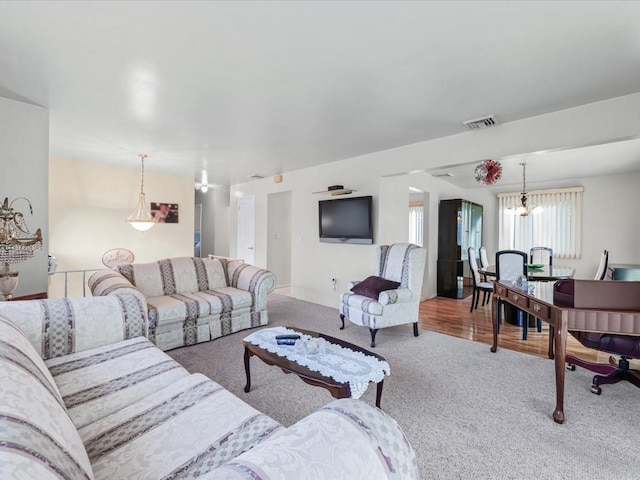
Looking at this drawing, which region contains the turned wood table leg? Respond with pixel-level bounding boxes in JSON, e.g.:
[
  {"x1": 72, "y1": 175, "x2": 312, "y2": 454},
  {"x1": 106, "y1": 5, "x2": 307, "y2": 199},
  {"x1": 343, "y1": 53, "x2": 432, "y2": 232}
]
[
  {"x1": 552, "y1": 314, "x2": 567, "y2": 424},
  {"x1": 490, "y1": 294, "x2": 499, "y2": 353},
  {"x1": 243, "y1": 346, "x2": 252, "y2": 393},
  {"x1": 375, "y1": 380, "x2": 384, "y2": 409}
]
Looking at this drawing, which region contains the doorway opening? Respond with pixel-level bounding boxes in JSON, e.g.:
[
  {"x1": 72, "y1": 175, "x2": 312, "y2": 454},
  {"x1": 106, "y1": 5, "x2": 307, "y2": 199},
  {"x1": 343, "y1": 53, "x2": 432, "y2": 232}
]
[{"x1": 267, "y1": 191, "x2": 292, "y2": 296}]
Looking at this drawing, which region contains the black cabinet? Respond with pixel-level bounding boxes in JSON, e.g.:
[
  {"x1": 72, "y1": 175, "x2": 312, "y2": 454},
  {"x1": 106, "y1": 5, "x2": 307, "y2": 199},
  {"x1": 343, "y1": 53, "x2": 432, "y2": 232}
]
[{"x1": 437, "y1": 199, "x2": 483, "y2": 298}]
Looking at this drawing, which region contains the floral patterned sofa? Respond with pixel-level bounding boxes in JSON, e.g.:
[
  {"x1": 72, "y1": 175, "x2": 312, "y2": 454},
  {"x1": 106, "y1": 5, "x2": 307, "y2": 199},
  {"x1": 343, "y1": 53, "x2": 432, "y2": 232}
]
[
  {"x1": 89, "y1": 256, "x2": 277, "y2": 351},
  {"x1": 0, "y1": 296, "x2": 420, "y2": 480}
]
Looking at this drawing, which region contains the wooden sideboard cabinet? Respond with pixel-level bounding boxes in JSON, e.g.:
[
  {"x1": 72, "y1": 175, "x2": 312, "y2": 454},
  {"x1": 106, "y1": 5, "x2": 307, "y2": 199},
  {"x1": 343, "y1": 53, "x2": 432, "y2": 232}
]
[{"x1": 6, "y1": 292, "x2": 48, "y2": 301}]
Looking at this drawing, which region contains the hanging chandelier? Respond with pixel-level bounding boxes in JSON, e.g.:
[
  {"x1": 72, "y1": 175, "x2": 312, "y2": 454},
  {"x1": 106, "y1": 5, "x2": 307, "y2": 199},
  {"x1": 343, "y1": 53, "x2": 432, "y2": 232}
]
[
  {"x1": 474, "y1": 159, "x2": 502, "y2": 185},
  {"x1": 512, "y1": 162, "x2": 543, "y2": 217},
  {"x1": 127, "y1": 154, "x2": 156, "y2": 231},
  {"x1": 0, "y1": 197, "x2": 42, "y2": 299}
]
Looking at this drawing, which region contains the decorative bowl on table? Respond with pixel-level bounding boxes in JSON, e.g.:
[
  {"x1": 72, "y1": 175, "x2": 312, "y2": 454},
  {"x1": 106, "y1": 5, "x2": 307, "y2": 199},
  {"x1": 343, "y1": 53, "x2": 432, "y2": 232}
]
[
  {"x1": 527, "y1": 264, "x2": 544, "y2": 270},
  {"x1": 304, "y1": 338, "x2": 327, "y2": 356}
]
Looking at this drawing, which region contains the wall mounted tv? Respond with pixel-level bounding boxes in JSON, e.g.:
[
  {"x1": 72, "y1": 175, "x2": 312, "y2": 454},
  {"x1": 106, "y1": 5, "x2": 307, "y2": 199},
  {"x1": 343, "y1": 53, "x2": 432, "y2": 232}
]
[{"x1": 318, "y1": 195, "x2": 373, "y2": 244}]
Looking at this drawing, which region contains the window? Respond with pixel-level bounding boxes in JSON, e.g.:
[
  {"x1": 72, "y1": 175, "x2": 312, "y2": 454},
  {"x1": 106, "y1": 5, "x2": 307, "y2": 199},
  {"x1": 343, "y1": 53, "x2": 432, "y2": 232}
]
[
  {"x1": 409, "y1": 203, "x2": 424, "y2": 247},
  {"x1": 498, "y1": 187, "x2": 583, "y2": 259}
]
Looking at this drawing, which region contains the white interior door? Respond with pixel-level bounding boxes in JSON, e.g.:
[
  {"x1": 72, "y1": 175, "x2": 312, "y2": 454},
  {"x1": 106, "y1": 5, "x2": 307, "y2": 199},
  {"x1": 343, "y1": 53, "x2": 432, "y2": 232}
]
[{"x1": 237, "y1": 195, "x2": 256, "y2": 265}]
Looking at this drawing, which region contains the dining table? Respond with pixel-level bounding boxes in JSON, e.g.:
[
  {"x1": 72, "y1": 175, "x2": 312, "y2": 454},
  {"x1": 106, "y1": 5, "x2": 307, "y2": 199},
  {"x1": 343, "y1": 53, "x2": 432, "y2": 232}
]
[
  {"x1": 478, "y1": 264, "x2": 575, "y2": 282},
  {"x1": 478, "y1": 264, "x2": 575, "y2": 327}
]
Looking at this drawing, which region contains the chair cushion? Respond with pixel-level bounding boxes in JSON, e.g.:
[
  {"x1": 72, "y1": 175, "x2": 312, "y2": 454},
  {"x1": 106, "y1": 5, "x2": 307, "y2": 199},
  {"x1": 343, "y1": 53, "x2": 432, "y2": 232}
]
[
  {"x1": 79, "y1": 373, "x2": 282, "y2": 479},
  {"x1": 148, "y1": 287, "x2": 254, "y2": 326},
  {"x1": 571, "y1": 331, "x2": 640, "y2": 358},
  {"x1": 351, "y1": 276, "x2": 400, "y2": 300},
  {"x1": 147, "y1": 294, "x2": 211, "y2": 325},
  {"x1": 46, "y1": 337, "x2": 189, "y2": 429},
  {"x1": 340, "y1": 292, "x2": 384, "y2": 316},
  {"x1": 202, "y1": 287, "x2": 253, "y2": 312}
]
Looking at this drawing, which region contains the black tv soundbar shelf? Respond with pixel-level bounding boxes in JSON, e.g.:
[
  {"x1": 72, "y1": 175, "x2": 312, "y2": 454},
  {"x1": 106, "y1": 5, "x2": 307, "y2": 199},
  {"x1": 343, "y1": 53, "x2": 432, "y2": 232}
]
[{"x1": 312, "y1": 188, "x2": 354, "y2": 196}]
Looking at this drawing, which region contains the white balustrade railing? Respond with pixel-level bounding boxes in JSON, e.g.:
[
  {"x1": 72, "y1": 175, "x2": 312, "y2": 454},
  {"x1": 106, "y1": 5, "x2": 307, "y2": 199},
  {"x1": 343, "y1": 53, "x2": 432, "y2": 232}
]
[{"x1": 48, "y1": 269, "x2": 104, "y2": 298}]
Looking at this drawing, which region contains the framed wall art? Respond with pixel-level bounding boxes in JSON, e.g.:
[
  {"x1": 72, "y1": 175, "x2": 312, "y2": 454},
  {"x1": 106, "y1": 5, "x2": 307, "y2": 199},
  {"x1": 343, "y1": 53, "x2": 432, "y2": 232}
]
[{"x1": 151, "y1": 202, "x2": 179, "y2": 223}]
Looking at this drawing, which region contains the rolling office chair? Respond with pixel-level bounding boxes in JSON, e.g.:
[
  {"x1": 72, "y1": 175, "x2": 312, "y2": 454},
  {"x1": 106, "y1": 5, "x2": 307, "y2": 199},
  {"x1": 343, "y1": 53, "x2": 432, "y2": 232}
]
[
  {"x1": 566, "y1": 332, "x2": 640, "y2": 395},
  {"x1": 468, "y1": 247, "x2": 493, "y2": 312},
  {"x1": 555, "y1": 278, "x2": 640, "y2": 395}
]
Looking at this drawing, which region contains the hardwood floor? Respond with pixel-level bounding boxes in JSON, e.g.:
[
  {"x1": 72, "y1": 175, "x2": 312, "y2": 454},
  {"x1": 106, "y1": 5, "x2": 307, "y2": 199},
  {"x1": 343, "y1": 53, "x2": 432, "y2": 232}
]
[{"x1": 419, "y1": 294, "x2": 612, "y2": 363}]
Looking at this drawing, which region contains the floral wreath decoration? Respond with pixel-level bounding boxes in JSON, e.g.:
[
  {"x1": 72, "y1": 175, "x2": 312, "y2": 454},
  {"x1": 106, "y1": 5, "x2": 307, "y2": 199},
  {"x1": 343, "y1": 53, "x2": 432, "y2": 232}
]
[{"x1": 474, "y1": 159, "x2": 502, "y2": 185}]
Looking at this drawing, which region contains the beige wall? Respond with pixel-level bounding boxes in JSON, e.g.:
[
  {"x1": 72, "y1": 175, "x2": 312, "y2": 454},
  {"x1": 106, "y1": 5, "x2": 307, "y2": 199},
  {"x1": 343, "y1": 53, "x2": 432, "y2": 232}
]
[{"x1": 49, "y1": 157, "x2": 194, "y2": 297}]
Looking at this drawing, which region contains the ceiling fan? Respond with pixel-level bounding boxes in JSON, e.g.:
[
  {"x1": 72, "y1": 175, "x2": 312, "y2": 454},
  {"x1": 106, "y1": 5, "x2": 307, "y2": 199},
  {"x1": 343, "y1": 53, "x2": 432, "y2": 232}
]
[{"x1": 195, "y1": 170, "x2": 220, "y2": 193}]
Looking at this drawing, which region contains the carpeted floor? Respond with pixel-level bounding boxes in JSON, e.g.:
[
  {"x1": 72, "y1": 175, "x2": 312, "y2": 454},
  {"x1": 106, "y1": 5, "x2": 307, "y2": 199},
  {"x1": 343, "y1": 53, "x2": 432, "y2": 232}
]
[{"x1": 168, "y1": 293, "x2": 639, "y2": 480}]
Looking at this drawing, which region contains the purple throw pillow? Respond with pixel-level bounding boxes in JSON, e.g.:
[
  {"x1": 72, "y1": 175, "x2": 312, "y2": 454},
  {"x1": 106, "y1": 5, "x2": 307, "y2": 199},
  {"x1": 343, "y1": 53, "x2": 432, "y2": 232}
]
[{"x1": 351, "y1": 276, "x2": 400, "y2": 299}]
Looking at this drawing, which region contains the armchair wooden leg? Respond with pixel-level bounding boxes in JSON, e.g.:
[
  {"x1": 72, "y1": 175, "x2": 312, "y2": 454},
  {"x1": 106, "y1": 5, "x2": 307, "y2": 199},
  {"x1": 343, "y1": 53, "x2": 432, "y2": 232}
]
[
  {"x1": 339, "y1": 314, "x2": 345, "y2": 330},
  {"x1": 413, "y1": 322, "x2": 419, "y2": 337},
  {"x1": 369, "y1": 328, "x2": 378, "y2": 348}
]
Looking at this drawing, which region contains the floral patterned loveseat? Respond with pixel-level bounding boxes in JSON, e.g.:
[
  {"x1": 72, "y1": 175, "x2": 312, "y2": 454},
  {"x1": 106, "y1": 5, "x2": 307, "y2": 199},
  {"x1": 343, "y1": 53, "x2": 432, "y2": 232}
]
[
  {"x1": 89, "y1": 256, "x2": 276, "y2": 351},
  {"x1": 0, "y1": 296, "x2": 420, "y2": 480}
]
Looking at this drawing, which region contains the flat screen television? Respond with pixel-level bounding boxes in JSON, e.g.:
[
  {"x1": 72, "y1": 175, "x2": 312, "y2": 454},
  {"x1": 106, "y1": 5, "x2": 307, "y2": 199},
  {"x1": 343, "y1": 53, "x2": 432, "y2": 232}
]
[{"x1": 318, "y1": 195, "x2": 373, "y2": 244}]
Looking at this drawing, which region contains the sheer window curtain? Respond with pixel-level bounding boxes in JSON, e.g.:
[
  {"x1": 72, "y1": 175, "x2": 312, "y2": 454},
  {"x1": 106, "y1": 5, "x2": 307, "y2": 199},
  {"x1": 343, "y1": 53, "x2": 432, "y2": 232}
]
[
  {"x1": 498, "y1": 187, "x2": 583, "y2": 259},
  {"x1": 409, "y1": 203, "x2": 424, "y2": 247}
]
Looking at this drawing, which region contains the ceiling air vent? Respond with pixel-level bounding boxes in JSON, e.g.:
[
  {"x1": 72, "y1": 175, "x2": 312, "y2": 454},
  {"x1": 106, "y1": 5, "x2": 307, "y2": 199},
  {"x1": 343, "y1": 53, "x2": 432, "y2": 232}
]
[{"x1": 463, "y1": 114, "x2": 500, "y2": 130}]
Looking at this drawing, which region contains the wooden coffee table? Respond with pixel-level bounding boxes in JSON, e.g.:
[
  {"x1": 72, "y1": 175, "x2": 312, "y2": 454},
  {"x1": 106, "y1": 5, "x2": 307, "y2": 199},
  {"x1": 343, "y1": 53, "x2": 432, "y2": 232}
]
[{"x1": 243, "y1": 327, "x2": 388, "y2": 408}]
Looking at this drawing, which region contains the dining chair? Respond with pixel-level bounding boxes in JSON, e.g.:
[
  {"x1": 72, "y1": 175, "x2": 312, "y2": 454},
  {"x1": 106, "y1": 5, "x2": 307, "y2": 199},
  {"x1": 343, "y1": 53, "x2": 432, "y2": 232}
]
[
  {"x1": 495, "y1": 250, "x2": 531, "y2": 339},
  {"x1": 468, "y1": 247, "x2": 493, "y2": 312},
  {"x1": 594, "y1": 249, "x2": 609, "y2": 280},
  {"x1": 479, "y1": 246, "x2": 493, "y2": 283},
  {"x1": 495, "y1": 250, "x2": 528, "y2": 284},
  {"x1": 530, "y1": 246, "x2": 553, "y2": 266},
  {"x1": 479, "y1": 246, "x2": 490, "y2": 270}
]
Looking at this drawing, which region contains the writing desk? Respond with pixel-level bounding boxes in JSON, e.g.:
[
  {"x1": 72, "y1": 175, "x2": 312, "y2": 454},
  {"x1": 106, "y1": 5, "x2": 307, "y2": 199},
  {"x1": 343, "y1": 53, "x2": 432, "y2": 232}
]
[
  {"x1": 491, "y1": 280, "x2": 569, "y2": 424},
  {"x1": 493, "y1": 279, "x2": 640, "y2": 424}
]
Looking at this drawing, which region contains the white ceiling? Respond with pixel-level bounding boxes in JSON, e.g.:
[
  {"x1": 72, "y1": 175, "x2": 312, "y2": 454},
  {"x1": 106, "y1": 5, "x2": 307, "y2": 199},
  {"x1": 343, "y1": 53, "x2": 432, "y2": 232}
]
[
  {"x1": 427, "y1": 136, "x2": 640, "y2": 191},
  {"x1": 1, "y1": 1, "x2": 640, "y2": 186}
]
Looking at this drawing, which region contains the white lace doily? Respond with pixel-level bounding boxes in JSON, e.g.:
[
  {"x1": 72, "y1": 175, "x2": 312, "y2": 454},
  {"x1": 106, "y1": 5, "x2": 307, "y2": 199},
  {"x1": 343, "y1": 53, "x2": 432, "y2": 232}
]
[{"x1": 243, "y1": 326, "x2": 390, "y2": 399}]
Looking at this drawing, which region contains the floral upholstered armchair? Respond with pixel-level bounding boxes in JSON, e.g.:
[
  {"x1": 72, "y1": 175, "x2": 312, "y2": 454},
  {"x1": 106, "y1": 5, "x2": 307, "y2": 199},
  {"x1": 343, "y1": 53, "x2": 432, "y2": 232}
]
[{"x1": 339, "y1": 243, "x2": 426, "y2": 347}]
